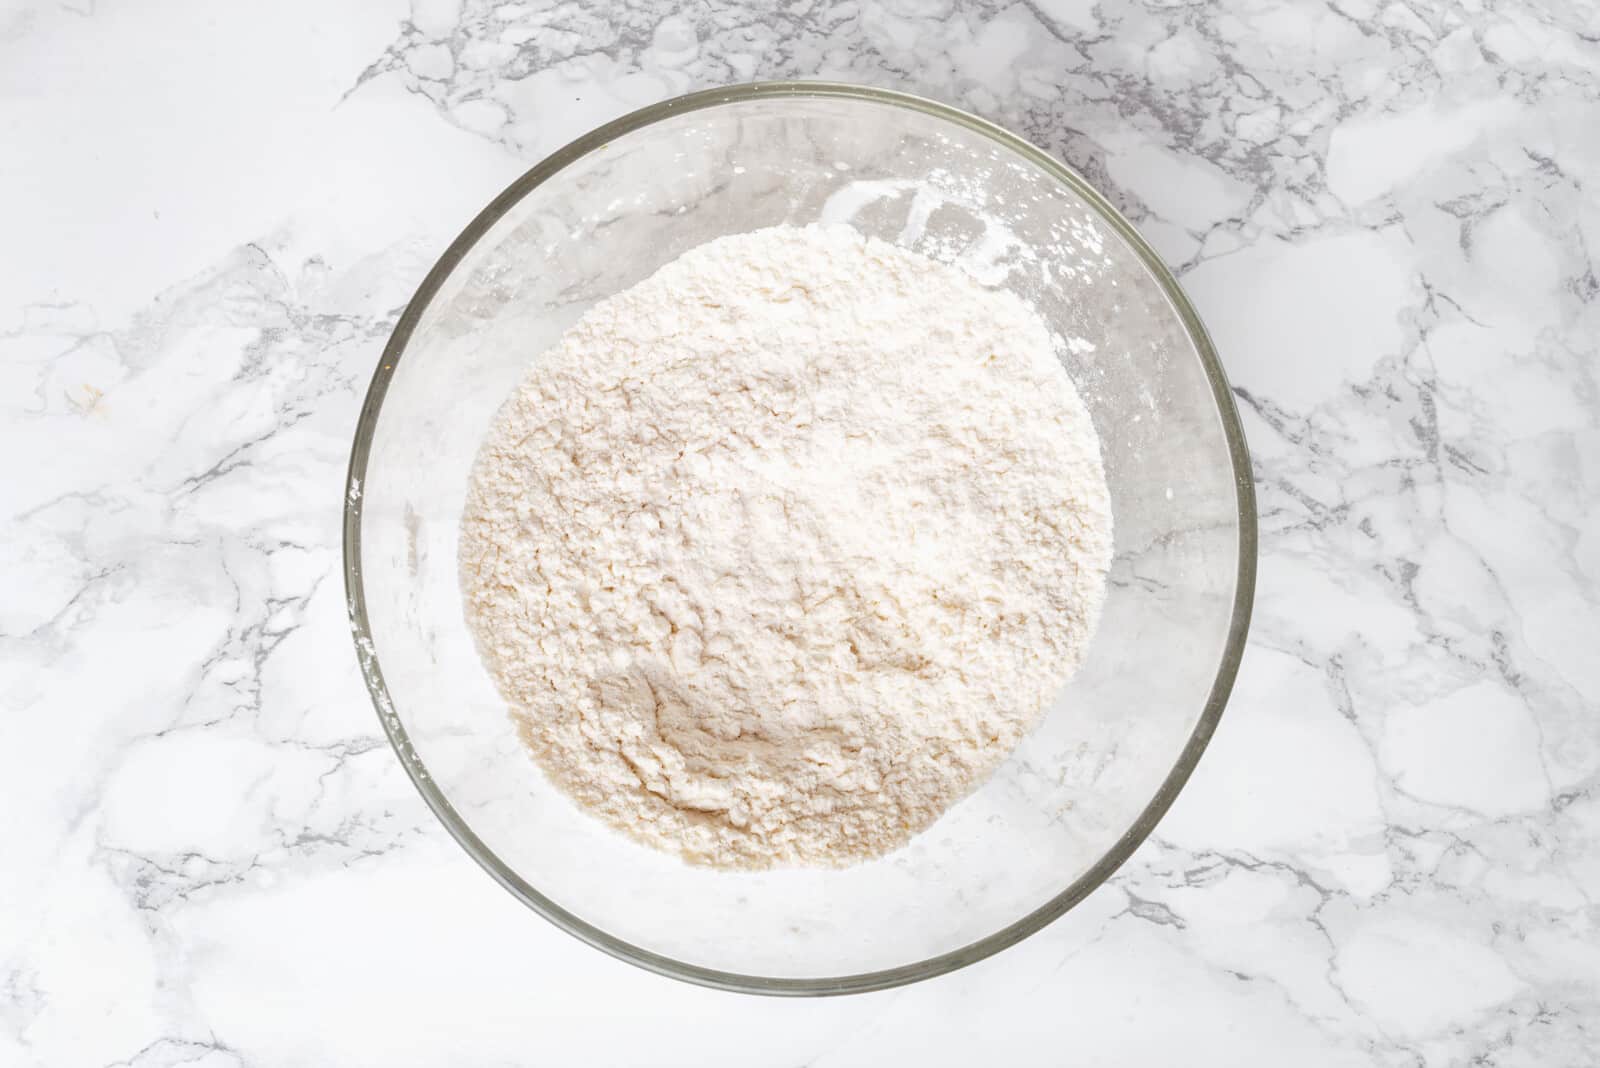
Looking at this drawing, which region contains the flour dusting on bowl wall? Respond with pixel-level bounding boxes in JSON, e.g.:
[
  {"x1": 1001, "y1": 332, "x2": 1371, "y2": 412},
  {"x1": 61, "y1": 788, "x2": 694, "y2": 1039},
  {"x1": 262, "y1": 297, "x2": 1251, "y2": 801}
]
[{"x1": 345, "y1": 82, "x2": 1255, "y2": 994}]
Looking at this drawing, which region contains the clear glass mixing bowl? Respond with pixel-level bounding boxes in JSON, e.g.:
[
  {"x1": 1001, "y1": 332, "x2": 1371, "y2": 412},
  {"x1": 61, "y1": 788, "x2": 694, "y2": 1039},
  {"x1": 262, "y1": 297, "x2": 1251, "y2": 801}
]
[{"x1": 345, "y1": 82, "x2": 1255, "y2": 995}]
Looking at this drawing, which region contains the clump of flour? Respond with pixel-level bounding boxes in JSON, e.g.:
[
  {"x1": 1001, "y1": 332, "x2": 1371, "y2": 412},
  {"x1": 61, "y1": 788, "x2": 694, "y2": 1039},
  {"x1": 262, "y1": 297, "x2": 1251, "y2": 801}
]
[{"x1": 461, "y1": 225, "x2": 1112, "y2": 869}]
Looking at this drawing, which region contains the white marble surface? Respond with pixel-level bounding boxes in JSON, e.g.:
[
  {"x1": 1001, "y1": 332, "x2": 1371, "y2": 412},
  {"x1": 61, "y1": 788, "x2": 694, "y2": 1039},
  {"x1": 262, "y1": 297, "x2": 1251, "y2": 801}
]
[{"x1": 3, "y1": 0, "x2": 1598, "y2": 1063}]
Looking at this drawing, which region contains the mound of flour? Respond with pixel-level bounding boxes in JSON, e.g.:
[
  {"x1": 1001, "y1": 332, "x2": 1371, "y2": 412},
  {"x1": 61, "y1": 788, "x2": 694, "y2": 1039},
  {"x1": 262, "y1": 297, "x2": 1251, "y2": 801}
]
[{"x1": 461, "y1": 225, "x2": 1112, "y2": 869}]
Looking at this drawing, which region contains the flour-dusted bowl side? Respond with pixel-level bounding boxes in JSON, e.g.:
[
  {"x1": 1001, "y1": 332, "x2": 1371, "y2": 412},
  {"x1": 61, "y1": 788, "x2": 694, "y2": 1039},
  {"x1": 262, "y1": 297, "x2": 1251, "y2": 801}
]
[{"x1": 345, "y1": 83, "x2": 1255, "y2": 994}]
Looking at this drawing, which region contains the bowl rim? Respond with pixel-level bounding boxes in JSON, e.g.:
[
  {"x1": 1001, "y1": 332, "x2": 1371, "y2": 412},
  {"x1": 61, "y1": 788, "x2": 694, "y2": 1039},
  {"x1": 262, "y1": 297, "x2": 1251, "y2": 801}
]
[{"x1": 343, "y1": 79, "x2": 1257, "y2": 997}]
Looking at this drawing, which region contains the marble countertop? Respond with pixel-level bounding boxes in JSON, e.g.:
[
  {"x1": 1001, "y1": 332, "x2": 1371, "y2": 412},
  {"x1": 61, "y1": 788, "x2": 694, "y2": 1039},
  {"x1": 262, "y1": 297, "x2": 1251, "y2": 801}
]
[{"x1": 4, "y1": 0, "x2": 1597, "y2": 1063}]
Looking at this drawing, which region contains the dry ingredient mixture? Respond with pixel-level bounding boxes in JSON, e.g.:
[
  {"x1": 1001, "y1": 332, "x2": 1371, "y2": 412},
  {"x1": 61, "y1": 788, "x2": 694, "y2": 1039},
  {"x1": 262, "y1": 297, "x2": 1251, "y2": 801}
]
[{"x1": 461, "y1": 225, "x2": 1112, "y2": 869}]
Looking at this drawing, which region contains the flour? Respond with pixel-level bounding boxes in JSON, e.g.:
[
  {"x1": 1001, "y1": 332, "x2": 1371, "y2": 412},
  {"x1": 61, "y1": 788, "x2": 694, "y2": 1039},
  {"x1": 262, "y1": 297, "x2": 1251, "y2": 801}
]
[{"x1": 460, "y1": 225, "x2": 1112, "y2": 869}]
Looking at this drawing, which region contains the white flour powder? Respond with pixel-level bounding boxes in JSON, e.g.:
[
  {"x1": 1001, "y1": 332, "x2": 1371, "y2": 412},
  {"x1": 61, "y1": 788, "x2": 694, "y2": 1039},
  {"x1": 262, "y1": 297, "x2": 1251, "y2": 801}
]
[{"x1": 461, "y1": 225, "x2": 1112, "y2": 869}]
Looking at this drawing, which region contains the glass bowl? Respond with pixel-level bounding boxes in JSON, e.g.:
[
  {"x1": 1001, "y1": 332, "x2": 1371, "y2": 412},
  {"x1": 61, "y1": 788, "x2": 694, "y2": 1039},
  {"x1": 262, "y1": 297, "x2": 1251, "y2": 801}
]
[{"x1": 344, "y1": 82, "x2": 1255, "y2": 995}]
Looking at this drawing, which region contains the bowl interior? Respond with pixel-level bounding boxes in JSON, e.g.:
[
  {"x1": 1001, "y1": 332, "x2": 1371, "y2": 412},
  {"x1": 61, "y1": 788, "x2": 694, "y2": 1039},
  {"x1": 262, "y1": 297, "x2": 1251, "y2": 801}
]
[{"x1": 349, "y1": 86, "x2": 1251, "y2": 991}]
